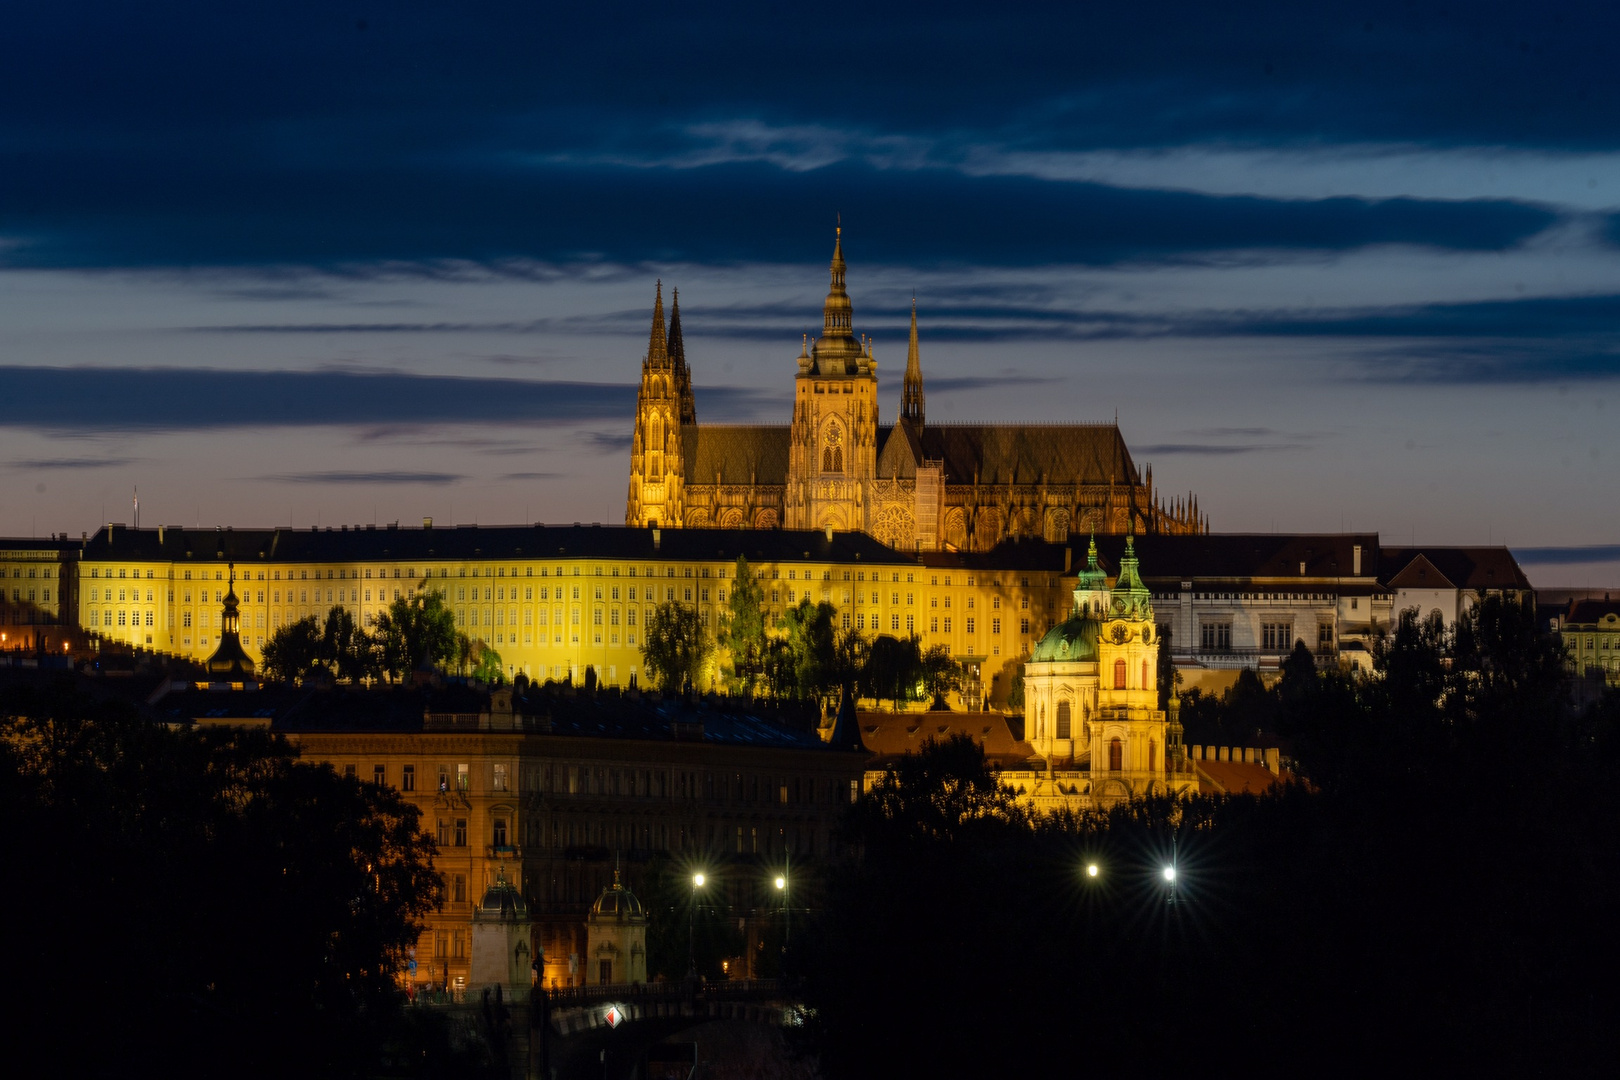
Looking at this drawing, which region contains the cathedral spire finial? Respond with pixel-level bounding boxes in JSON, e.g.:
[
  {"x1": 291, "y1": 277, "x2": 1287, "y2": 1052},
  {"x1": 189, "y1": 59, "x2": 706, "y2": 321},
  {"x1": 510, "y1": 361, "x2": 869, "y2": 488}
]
[
  {"x1": 669, "y1": 287, "x2": 695, "y2": 423},
  {"x1": 647, "y1": 281, "x2": 669, "y2": 367},
  {"x1": 901, "y1": 296, "x2": 925, "y2": 425}
]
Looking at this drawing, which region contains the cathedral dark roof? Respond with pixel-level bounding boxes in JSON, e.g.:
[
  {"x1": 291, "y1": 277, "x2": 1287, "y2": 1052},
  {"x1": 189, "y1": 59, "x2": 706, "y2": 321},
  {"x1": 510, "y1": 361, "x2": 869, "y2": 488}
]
[
  {"x1": 876, "y1": 423, "x2": 1140, "y2": 487},
  {"x1": 682, "y1": 424, "x2": 791, "y2": 486}
]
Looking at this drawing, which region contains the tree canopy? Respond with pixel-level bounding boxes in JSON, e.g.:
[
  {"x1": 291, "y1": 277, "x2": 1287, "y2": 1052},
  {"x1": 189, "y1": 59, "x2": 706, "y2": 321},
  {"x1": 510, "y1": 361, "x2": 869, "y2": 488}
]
[
  {"x1": 0, "y1": 679, "x2": 441, "y2": 1078},
  {"x1": 260, "y1": 591, "x2": 477, "y2": 686},
  {"x1": 718, "y1": 555, "x2": 766, "y2": 693},
  {"x1": 797, "y1": 595, "x2": 1620, "y2": 1077},
  {"x1": 641, "y1": 600, "x2": 713, "y2": 693}
]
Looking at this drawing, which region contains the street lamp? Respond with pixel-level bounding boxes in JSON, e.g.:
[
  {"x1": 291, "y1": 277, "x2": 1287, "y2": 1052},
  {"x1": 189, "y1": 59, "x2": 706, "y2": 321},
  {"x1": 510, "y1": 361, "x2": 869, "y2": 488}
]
[
  {"x1": 1085, "y1": 863, "x2": 1100, "y2": 879},
  {"x1": 688, "y1": 872, "x2": 706, "y2": 978},
  {"x1": 774, "y1": 871, "x2": 789, "y2": 944}
]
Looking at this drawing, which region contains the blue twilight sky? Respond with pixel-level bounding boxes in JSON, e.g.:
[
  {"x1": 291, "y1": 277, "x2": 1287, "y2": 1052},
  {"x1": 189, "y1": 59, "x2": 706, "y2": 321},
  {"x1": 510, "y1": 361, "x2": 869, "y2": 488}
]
[{"x1": 1, "y1": 1, "x2": 1618, "y2": 584}]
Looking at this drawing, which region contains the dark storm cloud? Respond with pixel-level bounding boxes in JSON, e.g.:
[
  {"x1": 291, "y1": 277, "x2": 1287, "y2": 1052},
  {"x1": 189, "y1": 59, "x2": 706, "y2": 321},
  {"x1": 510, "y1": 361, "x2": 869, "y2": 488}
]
[
  {"x1": 0, "y1": 158, "x2": 1560, "y2": 270},
  {"x1": 256, "y1": 471, "x2": 465, "y2": 485},
  {"x1": 926, "y1": 375, "x2": 1059, "y2": 393},
  {"x1": 1513, "y1": 545, "x2": 1620, "y2": 565},
  {"x1": 0, "y1": 367, "x2": 776, "y2": 432},
  {"x1": 582, "y1": 432, "x2": 635, "y2": 453},
  {"x1": 1, "y1": 3, "x2": 1599, "y2": 270},
  {"x1": 5, "y1": 457, "x2": 141, "y2": 470},
  {"x1": 1136, "y1": 442, "x2": 1311, "y2": 456},
  {"x1": 498, "y1": 472, "x2": 564, "y2": 481},
  {"x1": 1349, "y1": 343, "x2": 1620, "y2": 383}
]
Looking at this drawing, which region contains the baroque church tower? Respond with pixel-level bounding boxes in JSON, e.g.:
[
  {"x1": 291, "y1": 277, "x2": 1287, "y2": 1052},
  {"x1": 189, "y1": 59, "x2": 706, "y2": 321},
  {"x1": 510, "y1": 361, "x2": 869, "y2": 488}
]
[
  {"x1": 785, "y1": 226, "x2": 880, "y2": 532},
  {"x1": 625, "y1": 283, "x2": 695, "y2": 527}
]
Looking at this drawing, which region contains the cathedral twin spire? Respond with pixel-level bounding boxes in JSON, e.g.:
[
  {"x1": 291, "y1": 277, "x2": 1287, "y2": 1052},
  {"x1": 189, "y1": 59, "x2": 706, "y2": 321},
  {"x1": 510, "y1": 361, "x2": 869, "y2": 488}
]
[{"x1": 643, "y1": 280, "x2": 695, "y2": 424}]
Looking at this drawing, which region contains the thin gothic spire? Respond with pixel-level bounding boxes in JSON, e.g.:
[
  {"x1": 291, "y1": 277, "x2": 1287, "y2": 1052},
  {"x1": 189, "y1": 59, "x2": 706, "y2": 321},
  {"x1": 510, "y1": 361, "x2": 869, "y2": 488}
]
[
  {"x1": 902, "y1": 297, "x2": 925, "y2": 425},
  {"x1": 647, "y1": 280, "x2": 668, "y2": 367},
  {"x1": 669, "y1": 287, "x2": 696, "y2": 423}
]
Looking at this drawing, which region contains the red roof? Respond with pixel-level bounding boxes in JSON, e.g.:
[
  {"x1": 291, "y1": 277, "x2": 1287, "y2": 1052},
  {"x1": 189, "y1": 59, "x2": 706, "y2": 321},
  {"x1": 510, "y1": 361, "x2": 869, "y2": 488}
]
[
  {"x1": 857, "y1": 710, "x2": 1037, "y2": 768},
  {"x1": 1196, "y1": 759, "x2": 1288, "y2": 795}
]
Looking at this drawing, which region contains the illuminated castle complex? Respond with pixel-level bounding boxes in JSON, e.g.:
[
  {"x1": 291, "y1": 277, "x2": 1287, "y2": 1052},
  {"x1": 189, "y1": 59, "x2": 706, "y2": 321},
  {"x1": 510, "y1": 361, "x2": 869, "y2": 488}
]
[{"x1": 626, "y1": 229, "x2": 1207, "y2": 551}]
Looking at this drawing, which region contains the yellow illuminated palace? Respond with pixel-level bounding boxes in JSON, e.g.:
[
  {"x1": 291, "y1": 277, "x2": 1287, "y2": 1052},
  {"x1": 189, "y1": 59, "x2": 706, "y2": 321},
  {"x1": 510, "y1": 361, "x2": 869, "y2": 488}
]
[{"x1": 625, "y1": 228, "x2": 1207, "y2": 550}]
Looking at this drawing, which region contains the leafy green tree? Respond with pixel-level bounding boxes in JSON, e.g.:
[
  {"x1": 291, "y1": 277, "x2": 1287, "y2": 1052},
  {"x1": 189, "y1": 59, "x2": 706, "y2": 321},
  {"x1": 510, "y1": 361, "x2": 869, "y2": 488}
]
[
  {"x1": 762, "y1": 636, "x2": 797, "y2": 698},
  {"x1": 1156, "y1": 621, "x2": 1179, "y2": 709},
  {"x1": 921, "y1": 643, "x2": 962, "y2": 708},
  {"x1": 1448, "y1": 593, "x2": 1567, "y2": 728},
  {"x1": 469, "y1": 639, "x2": 505, "y2": 685},
  {"x1": 320, "y1": 604, "x2": 374, "y2": 682},
  {"x1": 260, "y1": 615, "x2": 323, "y2": 683},
  {"x1": 863, "y1": 634, "x2": 925, "y2": 708},
  {"x1": 718, "y1": 555, "x2": 767, "y2": 692},
  {"x1": 372, "y1": 589, "x2": 460, "y2": 682},
  {"x1": 849, "y1": 731, "x2": 1030, "y2": 846},
  {"x1": 830, "y1": 625, "x2": 869, "y2": 694},
  {"x1": 642, "y1": 600, "x2": 712, "y2": 693},
  {"x1": 783, "y1": 598, "x2": 839, "y2": 702},
  {"x1": 1004, "y1": 658, "x2": 1027, "y2": 711}
]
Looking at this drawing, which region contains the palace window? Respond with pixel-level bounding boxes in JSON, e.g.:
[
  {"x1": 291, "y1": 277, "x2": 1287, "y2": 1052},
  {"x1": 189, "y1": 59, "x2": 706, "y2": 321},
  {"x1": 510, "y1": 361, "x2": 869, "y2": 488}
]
[
  {"x1": 1262, "y1": 622, "x2": 1293, "y2": 651},
  {"x1": 1056, "y1": 701, "x2": 1071, "y2": 740},
  {"x1": 1201, "y1": 621, "x2": 1233, "y2": 651},
  {"x1": 1113, "y1": 659, "x2": 1127, "y2": 689}
]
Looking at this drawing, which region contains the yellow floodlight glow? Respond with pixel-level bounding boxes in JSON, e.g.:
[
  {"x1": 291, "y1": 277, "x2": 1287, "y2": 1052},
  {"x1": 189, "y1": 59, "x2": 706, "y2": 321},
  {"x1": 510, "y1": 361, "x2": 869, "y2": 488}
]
[
  {"x1": 775, "y1": 876, "x2": 786, "y2": 890},
  {"x1": 693, "y1": 873, "x2": 706, "y2": 888},
  {"x1": 1086, "y1": 863, "x2": 1099, "y2": 878},
  {"x1": 1163, "y1": 866, "x2": 1177, "y2": 882}
]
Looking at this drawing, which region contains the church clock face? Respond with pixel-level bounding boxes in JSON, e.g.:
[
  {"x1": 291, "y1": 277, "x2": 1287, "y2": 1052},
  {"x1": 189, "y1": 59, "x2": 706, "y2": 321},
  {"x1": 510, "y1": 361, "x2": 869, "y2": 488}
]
[{"x1": 1110, "y1": 623, "x2": 1130, "y2": 645}]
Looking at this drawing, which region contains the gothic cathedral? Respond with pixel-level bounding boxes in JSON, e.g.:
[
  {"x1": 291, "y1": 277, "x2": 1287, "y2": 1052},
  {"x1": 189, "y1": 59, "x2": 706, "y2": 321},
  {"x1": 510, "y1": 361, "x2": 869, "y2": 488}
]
[{"x1": 626, "y1": 229, "x2": 1207, "y2": 552}]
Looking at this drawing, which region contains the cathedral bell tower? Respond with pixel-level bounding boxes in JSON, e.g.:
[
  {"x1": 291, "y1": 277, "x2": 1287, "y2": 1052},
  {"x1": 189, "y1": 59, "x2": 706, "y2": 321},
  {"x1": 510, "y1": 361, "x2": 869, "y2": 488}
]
[
  {"x1": 626, "y1": 282, "x2": 693, "y2": 527},
  {"x1": 786, "y1": 226, "x2": 879, "y2": 532}
]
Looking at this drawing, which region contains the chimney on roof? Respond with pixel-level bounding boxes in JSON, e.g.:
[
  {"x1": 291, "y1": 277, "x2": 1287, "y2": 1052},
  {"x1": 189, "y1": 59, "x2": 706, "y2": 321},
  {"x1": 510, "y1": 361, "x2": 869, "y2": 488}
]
[
  {"x1": 423, "y1": 517, "x2": 433, "y2": 529},
  {"x1": 652, "y1": 527, "x2": 661, "y2": 551},
  {"x1": 1352, "y1": 544, "x2": 1362, "y2": 575},
  {"x1": 825, "y1": 525, "x2": 834, "y2": 543}
]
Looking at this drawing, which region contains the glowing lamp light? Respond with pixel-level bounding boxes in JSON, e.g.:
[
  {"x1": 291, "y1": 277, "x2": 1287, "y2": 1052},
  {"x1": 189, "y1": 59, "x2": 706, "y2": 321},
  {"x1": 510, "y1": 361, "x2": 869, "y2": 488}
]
[
  {"x1": 693, "y1": 873, "x2": 706, "y2": 888},
  {"x1": 1163, "y1": 866, "x2": 1177, "y2": 882},
  {"x1": 1086, "y1": 863, "x2": 1099, "y2": 878},
  {"x1": 774, "y1": 876, "x2": 786, "y2": 890}
]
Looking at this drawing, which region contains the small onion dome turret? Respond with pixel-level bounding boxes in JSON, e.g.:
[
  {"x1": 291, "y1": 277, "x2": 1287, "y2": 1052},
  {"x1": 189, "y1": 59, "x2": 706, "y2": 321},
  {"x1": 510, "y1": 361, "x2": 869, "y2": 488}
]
[
  {"x1": 476, "y1": 869, "x2": 529, "y2": 923},
  {"x1": 590, "y1": 871, "x2": 646, "y2": 922},
  {"x1": 1032, "y1": 611, "x2": 1101, "y2": 664}
]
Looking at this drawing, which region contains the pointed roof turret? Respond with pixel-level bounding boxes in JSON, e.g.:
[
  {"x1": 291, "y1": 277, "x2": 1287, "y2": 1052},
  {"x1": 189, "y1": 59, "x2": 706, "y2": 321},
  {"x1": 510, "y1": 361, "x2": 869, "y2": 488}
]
[
  {"x1": 647, "y1": 280, "x2": 669, "y2": 368},
  {"x1": 1112, "y1": 532, "x2": 1153, "y2": 621},
  {"x1": 827, "y1": 684, "x2": 866, "y2": 752},
  {"x1": 901, "y1": 297, "x2": 925, "y2": 425},
  {"x1": 669, "y1": 288, "x2": 696, "y2": 423},
  {"x1": 205, "y1": 563, "x2": 256, "y2": 681}
]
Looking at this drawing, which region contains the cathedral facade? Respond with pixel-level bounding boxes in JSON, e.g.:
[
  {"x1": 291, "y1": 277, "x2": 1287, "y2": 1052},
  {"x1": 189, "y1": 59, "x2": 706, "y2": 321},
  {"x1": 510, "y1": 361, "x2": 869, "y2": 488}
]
[{"x1": 626, "y1": 229, "x2": 1207, "y2": 551}]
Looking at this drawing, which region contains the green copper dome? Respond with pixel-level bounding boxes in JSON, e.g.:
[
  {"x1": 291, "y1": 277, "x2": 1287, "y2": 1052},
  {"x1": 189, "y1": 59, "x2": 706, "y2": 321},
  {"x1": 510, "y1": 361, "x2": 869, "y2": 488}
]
[{"x1": 1032, "y1": 612, "x2": 1101, "y2": 663}]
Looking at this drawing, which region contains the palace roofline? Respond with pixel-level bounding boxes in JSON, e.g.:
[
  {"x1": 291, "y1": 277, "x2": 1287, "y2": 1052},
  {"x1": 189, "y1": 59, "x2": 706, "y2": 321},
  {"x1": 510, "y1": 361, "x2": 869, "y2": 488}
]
[{"x1": 68, "y1": 523, "x2": 916, "y2": 565}]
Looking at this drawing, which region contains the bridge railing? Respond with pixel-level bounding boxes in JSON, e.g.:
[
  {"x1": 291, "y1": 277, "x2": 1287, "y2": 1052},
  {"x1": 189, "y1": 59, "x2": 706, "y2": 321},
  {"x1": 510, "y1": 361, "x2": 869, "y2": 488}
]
[{"x1": 540, "y1": 978, "x2": 791, "y2": 1010}]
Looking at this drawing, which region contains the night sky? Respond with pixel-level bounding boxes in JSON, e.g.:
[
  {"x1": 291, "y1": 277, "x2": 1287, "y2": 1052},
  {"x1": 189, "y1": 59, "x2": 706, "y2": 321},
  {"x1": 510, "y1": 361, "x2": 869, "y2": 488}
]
[{"x1": 2, "y1": 2, "x2": 1617, "y2": 584}]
